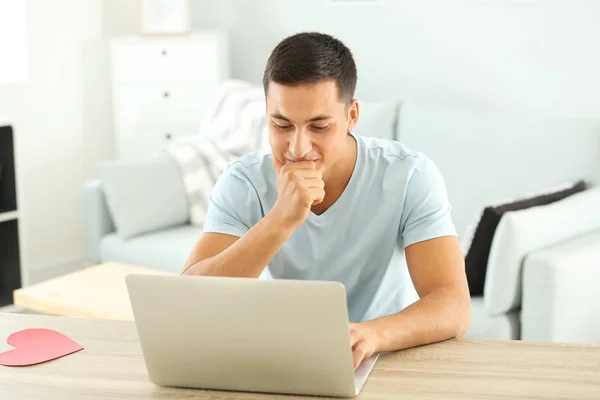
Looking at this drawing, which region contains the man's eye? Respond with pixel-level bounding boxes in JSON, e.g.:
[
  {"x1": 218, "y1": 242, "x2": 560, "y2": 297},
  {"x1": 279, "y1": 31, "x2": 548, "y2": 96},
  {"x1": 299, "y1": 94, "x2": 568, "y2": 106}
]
[
  {"x1": 274, "y1": 123, "x2": 292, "y2": 130},
  {"x1": 312, "y1": 125, "x2": 329, "y2": 132}
]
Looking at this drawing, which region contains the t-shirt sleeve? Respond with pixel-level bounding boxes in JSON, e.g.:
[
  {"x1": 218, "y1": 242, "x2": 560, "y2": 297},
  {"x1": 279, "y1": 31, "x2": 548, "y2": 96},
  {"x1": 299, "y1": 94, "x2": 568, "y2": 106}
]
[
  {"x1": 399, "y1": 154, "x2": 457, "y2": 248},
  {"x1": 202, "y1": 164, "x2": 257, "y2": 238}
]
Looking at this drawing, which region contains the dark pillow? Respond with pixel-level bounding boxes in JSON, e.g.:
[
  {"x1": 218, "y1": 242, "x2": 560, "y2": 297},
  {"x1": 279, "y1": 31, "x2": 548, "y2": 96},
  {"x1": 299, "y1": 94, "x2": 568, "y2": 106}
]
[{"x1": 465, "y1": 180, "x2": 588, "y2": 296}]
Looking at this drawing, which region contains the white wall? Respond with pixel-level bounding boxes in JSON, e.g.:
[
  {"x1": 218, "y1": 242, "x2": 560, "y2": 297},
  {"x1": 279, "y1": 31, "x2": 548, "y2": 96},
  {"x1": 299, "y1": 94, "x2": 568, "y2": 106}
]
[
  {"x1": 200, "y1": 0, "x2": 600, "y2": 120},
  {"x1": 82, "y1": 0, "x2": 142, "y2": 184},
  {"x1": 0, "y1": 0, "x2": 28, "y2": 85},
  {"x1": 0, "y1": 0, "x2": 114, "y2": 282}
]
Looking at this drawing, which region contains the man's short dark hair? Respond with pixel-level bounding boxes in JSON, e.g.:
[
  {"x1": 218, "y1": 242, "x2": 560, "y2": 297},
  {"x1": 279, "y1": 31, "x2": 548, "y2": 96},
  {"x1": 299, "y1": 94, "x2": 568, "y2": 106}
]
[{"x1": 263, "y1": 32, "x2": 357, "y2": 106}]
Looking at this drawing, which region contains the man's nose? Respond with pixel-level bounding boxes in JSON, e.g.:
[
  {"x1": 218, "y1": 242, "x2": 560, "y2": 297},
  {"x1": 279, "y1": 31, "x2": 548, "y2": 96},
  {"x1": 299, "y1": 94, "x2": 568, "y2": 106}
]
[{"x1": 289, "y1": 130, "x2": 312, "y2": 160}]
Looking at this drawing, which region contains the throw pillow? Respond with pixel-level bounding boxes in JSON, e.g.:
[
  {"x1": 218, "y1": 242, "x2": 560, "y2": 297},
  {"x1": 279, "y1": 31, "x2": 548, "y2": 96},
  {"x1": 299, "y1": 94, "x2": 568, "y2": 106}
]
[
  {"x1": 99, "y1": 152, "x2": 189, "y2": 240},
  {"x1": 465, "y1": 180, "x2": 588, "y2": 296},
  {"x1": 484, "y1": 185, "x2": 600, "y2": 315}
]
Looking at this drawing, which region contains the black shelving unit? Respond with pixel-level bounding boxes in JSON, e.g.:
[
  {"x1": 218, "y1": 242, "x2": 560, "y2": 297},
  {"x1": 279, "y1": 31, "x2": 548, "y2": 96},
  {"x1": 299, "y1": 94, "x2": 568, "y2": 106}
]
[{"x1": 0, "y1": 123, "x2": 21, "y2": 307}]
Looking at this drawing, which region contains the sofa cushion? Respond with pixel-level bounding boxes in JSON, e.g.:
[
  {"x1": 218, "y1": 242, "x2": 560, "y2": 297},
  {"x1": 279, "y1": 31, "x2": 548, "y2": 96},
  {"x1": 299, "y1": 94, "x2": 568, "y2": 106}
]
[
  {"x1": 485, "y1": 186, "x2": 600, "y2": 316},
  {"x1": 100, "y1": 224, "x2": 203, "y2": 274},
  {"x1": 465, "y1": 180, "x2": 588, "y2": 296},
  {"x1": 99, "y1": 152, "x2": 189, "y2": 239},
  {"x1": 466, "y1": 296, "x2": 520, "y2": 340}
]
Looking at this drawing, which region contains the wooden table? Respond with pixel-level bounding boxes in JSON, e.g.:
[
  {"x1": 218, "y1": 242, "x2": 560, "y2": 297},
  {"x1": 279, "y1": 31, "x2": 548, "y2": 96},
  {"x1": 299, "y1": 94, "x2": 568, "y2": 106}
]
[
  {"x1": 12, "y1": 263, "x2": 173, "y2": 320},
  {"x1": 1, "y1": 313, "x2": 599, "y2": 399}
]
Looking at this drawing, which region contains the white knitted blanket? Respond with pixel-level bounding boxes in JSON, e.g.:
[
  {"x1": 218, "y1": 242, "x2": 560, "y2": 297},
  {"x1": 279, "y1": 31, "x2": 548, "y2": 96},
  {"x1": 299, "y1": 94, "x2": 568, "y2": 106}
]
[{"x1": 167, "y1": 80, "x2": 268, "y2": 226}]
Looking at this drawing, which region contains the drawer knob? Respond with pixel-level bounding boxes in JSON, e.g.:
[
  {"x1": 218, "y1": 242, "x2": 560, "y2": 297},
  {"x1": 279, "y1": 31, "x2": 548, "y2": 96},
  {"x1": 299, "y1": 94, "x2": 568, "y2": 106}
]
[
  {"x1": 163, "y1": 92, "x2": 170, "y2": 98},
  {"x1": 161, "y1": 49, "x2": 167, "y2": 56},
  {"x1": 165, "y1": 133, "x2": 172, "y2": 140}
]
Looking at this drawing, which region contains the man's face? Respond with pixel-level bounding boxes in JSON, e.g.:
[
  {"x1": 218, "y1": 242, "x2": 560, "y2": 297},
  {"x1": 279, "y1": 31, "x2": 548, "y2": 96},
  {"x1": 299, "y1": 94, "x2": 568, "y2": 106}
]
[{"x1": 266, "y1": 80, "x2": 358, "y2": 177}]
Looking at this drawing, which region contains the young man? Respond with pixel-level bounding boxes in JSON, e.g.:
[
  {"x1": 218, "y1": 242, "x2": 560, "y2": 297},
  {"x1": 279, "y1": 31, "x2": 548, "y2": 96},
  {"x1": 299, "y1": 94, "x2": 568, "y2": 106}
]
[{"x1": 183, "y1": 32, "x2": 471, "y2": 369}]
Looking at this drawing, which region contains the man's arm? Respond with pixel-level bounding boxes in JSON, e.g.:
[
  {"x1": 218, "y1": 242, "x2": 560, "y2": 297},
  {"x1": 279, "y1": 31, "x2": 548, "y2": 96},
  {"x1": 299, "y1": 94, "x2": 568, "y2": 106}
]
[
  {"x1": 182, "y1": 212, "x2": 295, "y2": 278},
  {"x1": 350, "y1": 154, "x2": 471, "y2": 369},
  {"x1": 182, "y1": 158, "x2": 325, "y2": 278},
  {"x1": 386, "y1": 235, "x2": 471, "y2": 346},
  {"x1": 350, "y1": 236, "x2": 470, "y2": 363}
]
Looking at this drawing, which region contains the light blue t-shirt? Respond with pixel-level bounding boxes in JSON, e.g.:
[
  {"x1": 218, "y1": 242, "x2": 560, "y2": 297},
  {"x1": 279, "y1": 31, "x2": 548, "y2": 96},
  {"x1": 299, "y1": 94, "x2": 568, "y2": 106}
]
[{"x1": 203, "y1": 133, "x2": 457, "y2": 322}]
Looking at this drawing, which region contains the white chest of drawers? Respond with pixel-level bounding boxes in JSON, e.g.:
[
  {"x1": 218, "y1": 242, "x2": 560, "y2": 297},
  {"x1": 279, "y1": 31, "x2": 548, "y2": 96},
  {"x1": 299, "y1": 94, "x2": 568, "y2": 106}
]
[{"x1": 109, "y1": 31, "x2": 229, "y2": 160}]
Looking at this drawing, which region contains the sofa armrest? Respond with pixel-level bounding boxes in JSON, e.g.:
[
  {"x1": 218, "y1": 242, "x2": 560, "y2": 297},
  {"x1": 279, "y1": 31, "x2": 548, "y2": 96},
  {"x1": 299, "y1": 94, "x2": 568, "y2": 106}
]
[
  {"x1": 83, "y1": 180, "x2": 115, "y2": 263},
  {"x1": 521, "y1": 229, "x2": 600, "y2": 343}
]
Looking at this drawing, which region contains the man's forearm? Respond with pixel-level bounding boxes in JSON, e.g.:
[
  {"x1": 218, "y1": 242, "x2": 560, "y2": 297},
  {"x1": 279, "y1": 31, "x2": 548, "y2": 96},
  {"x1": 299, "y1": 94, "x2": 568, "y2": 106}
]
[
  {"x1": 182, "y1": 211, "x2": 295, "y2": 278},
  {"x1": 367, "y1": 287, "x2": 471, "y2": 352}
]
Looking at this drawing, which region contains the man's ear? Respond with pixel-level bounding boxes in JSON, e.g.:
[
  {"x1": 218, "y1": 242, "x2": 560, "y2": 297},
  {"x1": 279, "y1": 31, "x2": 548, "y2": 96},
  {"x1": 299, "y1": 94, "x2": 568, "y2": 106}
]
[{"x1": 347, "y1": 99, "x2": 359, "y2": 132}]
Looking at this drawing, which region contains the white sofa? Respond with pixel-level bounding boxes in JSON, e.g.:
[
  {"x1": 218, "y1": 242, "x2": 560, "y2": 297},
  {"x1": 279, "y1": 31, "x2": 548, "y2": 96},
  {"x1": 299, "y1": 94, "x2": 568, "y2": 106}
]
[
  {"x1": 468, "y1": 189, "x2": 600, "y2": 343},
  {"x1": 84, "y1": 99, "x2": 600, "y2": 343}
]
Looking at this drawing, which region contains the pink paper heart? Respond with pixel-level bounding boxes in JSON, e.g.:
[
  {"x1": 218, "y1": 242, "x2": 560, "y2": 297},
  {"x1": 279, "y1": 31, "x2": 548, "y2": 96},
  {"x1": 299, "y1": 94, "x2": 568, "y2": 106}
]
[{"x1": 0, "y1": 328, "x2": 84, "y2": 367}]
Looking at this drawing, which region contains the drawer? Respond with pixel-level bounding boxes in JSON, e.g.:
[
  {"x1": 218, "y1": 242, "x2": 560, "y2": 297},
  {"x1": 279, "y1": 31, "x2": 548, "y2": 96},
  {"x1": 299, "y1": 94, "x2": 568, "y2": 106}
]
[
  {"x1": 113, "y1": 83, "x2": 219, "y2": 125},
  {"x1": 110, "y1": 35, "x2": 225, "y2": 84},
  {"x1": 115, "y1": 123, "x2": 199, "y2": 160}
]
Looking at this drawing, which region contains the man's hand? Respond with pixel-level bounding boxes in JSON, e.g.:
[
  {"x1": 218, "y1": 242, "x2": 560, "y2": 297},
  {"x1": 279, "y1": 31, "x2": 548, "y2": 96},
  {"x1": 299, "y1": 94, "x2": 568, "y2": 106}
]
[
  {"x1": 349, "y1": 322, "x2": 380, "y2": 370},
  {"x1": 270, "y1": 156, "x2": 325, "y2": 229}
]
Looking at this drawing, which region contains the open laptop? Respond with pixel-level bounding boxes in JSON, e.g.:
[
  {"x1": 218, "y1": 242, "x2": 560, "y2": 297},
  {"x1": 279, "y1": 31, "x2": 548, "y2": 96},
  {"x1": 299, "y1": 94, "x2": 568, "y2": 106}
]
[{"x1": 125, "y1": 274, "x2": 379, "y2": 397}]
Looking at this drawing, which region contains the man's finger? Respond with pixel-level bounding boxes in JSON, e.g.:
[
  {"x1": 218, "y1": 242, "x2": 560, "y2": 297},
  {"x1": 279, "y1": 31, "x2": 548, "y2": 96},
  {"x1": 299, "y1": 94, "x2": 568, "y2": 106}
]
[
  {"x1": 349, "y1": 327, "x2": 359, "y2": 349},
  {"x1": 294, "y1": 169, "x2": 322, "y2": 179},
  {"x1": 285, "y1": 160, "x2": 316, "y2": 170},
  {"x1": 303, "y1": 178, "x2": 325, "y2": 189},
  {"x1": 272, "y1": 155, "x2": 284, "y2": 174},
  {"x1": 352, "y1": 341, "x2": 368, "y2": 371},
  {"x1": 309, "y1": 188, "x2": 325, "y2": 206}
]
